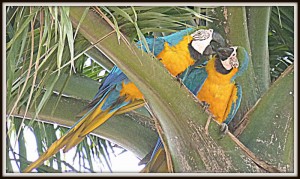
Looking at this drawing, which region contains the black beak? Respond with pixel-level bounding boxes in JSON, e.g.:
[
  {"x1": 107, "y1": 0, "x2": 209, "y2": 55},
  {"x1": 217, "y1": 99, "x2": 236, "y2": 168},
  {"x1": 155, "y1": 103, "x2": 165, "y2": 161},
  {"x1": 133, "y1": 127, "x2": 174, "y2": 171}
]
[
  {"x1": 203, "y1": 31, "x2": 226, "y2": 56},
  {"x1": 216, "y1": 47, "x2": 234, "y2": 61},
  {"x1": 212, "y1": 31, "x2": 226, "y2": 48}
]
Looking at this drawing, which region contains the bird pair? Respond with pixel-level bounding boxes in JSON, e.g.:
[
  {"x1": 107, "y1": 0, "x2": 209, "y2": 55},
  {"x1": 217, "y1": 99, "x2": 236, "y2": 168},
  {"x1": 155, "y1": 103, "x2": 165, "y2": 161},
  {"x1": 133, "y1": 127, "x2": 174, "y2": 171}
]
[
  {"x1": 23, "y1": 27, "x2": 249, "y2": 173},
  {"x1": 141, "y1": 45, "x2": 249, "y2": 172}
]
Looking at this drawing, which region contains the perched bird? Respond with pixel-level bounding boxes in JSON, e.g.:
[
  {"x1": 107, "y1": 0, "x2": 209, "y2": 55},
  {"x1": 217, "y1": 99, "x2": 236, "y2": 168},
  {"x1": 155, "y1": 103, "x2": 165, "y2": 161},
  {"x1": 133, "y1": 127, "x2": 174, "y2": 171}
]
[
  {"x1": 141, "y1": 46, "x2": 249, "y2": 173},
  {"x1": 182, "y1": 46, "x2": 249, "y2": 130},
  {"x1": 23, "y1": 27, "x2": 225, "y2": 172},
  {"x1": 138, "y1": 27, "x2": 225, "y2": 76}
]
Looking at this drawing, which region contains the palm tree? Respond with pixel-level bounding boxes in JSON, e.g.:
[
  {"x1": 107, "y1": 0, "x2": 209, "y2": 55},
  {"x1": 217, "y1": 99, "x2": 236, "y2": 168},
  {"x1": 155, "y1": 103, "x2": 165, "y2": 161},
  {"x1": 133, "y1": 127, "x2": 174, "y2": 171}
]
[{"x1": 5, "y1": 5, "x2": 294, "y2": 173}]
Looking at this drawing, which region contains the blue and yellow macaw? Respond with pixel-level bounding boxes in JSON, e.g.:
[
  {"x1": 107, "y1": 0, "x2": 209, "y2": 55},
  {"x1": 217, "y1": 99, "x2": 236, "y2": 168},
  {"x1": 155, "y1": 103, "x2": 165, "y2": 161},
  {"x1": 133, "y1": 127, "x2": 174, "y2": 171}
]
[
  {"x1": 23, "y1": 27, "x2": 225, "y2": 172},
  {"x1": 141, "y1": 46, "x2": 249, "y2": 173},
  {"x1": 183, "y1": 46, "x2": 249, "y2": 127},
  {"x1": 140, "y1": 137, "x2": 167, "y2": 173}
]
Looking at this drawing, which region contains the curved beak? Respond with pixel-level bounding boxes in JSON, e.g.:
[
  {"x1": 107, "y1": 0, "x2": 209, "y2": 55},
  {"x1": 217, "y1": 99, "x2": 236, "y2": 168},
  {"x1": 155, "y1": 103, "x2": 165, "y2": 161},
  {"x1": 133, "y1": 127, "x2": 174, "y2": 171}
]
[
  {"x1": 216, "y1": 47, "x2": 234, "y2": 61},
  {"x1": 203, "y1": 31, "x2": 226, "y2": 56},
  {"x1": 212, "y1": 31, "x2": 226, "y2": 48}
]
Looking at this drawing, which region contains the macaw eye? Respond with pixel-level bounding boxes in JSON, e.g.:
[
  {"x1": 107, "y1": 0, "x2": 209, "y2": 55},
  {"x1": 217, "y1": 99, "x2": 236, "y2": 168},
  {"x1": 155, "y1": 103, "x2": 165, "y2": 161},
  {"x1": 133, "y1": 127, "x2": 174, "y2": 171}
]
[
  {"x1": 192, "y1": 29, "x2": 211, "y2": 41},
  {"x1": 220, "y1": 51, "x2": 229, "y2": 56}
]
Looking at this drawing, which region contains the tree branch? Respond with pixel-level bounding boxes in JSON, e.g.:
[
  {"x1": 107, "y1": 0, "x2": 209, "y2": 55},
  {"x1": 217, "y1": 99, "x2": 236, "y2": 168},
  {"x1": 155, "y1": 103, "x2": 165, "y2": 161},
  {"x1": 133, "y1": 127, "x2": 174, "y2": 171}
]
[
  {"x1": 247, "y1": 6, "x2": 271, "y2": 96},
  {"x1": 234, "y1": 65, "x2": 294, "y2": 172}
]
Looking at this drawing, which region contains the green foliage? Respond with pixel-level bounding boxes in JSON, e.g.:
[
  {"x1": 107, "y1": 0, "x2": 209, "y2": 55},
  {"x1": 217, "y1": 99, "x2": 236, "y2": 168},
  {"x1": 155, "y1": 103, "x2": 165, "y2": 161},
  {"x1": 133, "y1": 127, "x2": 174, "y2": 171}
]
[
  {"x1": 269, "y1": 6, "x2": 294, "y2": 82},
  {"x1": 6, "y1": 7, "x2": 90, "y2": 117},
  {"x1": 100, "y1": 6, "x2": 214, "y2": 40},
  {"x1": 82, "y1": 59, "x2": 108, "y2": 81},
  {"x1": 5, "y1": 6, "x2": 113, "y2": 173}
]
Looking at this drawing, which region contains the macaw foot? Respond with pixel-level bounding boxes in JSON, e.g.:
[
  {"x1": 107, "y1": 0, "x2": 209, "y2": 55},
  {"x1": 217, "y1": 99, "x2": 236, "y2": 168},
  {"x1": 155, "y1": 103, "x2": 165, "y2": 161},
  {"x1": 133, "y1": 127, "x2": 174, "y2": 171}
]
[
  {"x1": 202, "y1": 101, "x2": 210, "y2": 113},
  {"x1": 204, "y1": 115, "x2": 212, "y2": 135},
  {"x1": 176, "y1": 76, "x2": 184, "y2": 87},
  {"x1": 220, "y1": 123, "x2": 229, "y2": 137}
]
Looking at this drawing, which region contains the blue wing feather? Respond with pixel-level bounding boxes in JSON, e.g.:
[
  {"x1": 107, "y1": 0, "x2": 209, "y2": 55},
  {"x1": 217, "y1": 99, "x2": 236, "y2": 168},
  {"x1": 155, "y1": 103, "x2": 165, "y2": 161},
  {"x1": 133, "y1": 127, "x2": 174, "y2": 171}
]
[
  {"x1": 150, "y1": 138, "x2": 163, "y2": 160},
  {"x1": 136, "y1": 28, "x2": 195, "y2": 56},
  {"x1": 78, "y1": 66, "x2": 131, "y2": 121},
  {"x1": 181, "y1": 62, "x2": 208, "y2": 95},
  {"x1": 163, "y1": 27, "x2": 195, "y2": 46},
  {"x1": 93, "y1": 66, "x2": 128, "y2": 100},
  {"x1": 96, "y1": 27, "x2": 199, "y2": 106},
  {"x1": 101, "y1": 85, "x2": 130, "y2": 112},
  {"x1": 223, "y1": 84, "x2": 242, "y2": 124}
]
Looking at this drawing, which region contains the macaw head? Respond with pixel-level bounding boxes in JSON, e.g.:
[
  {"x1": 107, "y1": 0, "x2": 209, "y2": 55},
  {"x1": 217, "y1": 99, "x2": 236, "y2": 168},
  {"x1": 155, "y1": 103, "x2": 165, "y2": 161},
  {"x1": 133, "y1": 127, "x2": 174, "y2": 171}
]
[
  {"x1": 190, "y1": 29, "x2": 225, "y2": 56},
  {"x1": 215, "y1": 46, "x2": 249, "y2": 81},
  {"x1": 217, "y1": 46, "x2": 239, "y2": 71}
]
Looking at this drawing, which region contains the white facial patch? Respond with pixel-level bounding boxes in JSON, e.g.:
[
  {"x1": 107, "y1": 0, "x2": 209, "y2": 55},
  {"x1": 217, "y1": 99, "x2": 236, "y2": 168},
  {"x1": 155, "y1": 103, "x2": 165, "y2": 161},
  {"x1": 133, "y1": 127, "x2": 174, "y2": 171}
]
[
  {"x1": 221, "y1": 59, "x2": 233, "y2": 70},
  {"x1": 221, "y1": 47, "x2": 239, "y2": 70},
  {"x1": 229, "y1": 47, "x2": 239, "y2": 68},
  {"x1": 191, "y1": 29, "x2": 213, "y2": 54}
]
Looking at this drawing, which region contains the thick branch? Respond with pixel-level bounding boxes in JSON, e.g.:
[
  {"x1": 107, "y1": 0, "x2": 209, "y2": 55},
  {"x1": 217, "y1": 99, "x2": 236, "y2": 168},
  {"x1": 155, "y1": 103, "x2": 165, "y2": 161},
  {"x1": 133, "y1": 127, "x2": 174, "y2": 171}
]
[
  {"x1": 235, "y1": 66, "x2": 294, "y2": 172},
  {"x1": 46, "y1": 73, "x2": 100, "y2": 100},
  {"x1": 86, "y1": 46, "x2": 115, "y2": 71},
  {"x1": 247, "y1": 6, "x2": 271, "y2": 96}
]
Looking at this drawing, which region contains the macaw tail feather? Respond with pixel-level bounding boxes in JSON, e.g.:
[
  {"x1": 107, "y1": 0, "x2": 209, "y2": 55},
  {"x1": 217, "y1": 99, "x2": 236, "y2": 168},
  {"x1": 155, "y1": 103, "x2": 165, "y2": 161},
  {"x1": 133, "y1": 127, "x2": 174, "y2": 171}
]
[
  {"x1": 62, "y1": 110, "x2": 115, "y2": 152},
  {"x1": 23, "y1": 91, "x2": 144, "y2": 173},
  {"x1": 114, "y1": 100, "x2": 145, "y2": 115},
  {"x1": 23, "y1": 94, "x2": 115, "y2": 173},
  {"x1": 140, "y1": 148, "x2": 168, "y2": 173},
  {"x1": 22, "y1": 134, "x2": 69, "y2": 173}
]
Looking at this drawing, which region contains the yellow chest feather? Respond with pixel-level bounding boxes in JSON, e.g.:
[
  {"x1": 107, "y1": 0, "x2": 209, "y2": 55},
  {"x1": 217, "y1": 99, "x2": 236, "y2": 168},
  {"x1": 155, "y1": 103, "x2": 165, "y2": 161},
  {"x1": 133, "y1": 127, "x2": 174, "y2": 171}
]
[
  {"x1": 119, "y1": 36, "x2": 194, "y2": 101},
  {"x1": 157, "y1": 36, "x2": 195, "y2": 76},
  {"x1": 197, "y1": 57, "x2": 238, "y2": 123}
]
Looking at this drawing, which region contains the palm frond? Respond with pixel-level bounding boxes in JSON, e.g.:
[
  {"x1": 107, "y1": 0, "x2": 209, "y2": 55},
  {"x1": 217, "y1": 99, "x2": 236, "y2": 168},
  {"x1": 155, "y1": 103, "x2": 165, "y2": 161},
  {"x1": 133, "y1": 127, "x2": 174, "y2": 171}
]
[
  {"x1": 6, "y1": 6, "x2": 113, "y2": 173},
  {"x1": 100, "y1": 6, "x2": 215, "y2": 41},
  {"x1": 268, "y1": 6, "x2": 294, "y2": 82}
]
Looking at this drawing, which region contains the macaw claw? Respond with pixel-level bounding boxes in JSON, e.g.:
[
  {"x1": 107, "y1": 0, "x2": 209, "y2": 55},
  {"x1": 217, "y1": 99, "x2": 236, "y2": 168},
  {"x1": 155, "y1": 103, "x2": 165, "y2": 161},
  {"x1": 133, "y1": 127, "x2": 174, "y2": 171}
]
[
  {"x1": 176, "y1": 76, "x2": 184, "y2": 87},
  {"x1": 202, "y1": 101, "x2": 210, "y2": 113},
  {"x1": 220, "y1": 123, "x2": 229, "y2": 137}
]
